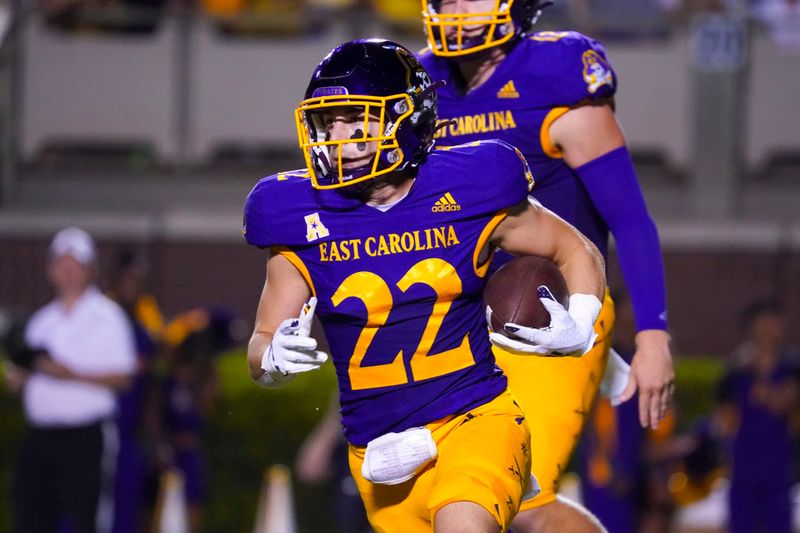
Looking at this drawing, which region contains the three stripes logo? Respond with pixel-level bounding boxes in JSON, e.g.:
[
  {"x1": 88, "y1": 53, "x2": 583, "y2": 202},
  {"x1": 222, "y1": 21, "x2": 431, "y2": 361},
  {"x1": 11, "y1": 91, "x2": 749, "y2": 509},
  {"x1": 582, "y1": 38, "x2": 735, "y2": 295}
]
[
  {"x1": 432, "y1": 192, "x2": 461, "y2": 212},
  {"x1": 496, "y1": 80, "x2": 519, "y2": 99}
]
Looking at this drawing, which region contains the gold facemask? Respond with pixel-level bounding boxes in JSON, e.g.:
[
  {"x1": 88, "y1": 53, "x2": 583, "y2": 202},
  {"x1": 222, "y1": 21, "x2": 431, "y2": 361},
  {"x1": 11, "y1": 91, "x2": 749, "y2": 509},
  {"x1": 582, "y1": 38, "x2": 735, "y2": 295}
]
[
  {"x1": 295, "y1": 93, "x2": 414, "y2": 190},
  {"x1": 421, "y1": 0, "x2": 516, "y2": 57}
]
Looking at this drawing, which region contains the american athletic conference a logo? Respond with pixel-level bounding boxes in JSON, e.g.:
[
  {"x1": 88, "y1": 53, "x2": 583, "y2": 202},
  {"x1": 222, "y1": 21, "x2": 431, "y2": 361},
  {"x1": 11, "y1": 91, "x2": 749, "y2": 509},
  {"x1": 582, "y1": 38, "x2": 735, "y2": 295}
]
[{"x1": 305, "y1": 212, "x2": 330, "y2": 242}]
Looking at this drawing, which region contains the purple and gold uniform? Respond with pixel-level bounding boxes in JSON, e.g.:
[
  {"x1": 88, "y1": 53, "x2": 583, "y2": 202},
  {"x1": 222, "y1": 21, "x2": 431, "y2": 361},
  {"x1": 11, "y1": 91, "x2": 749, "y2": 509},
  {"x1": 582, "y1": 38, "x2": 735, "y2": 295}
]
[
  {"x1": 421, "y1": 32, "x2": 615, "y2": 256},
  {"x1": 244, "y1": 139, "x2": 533, "y2": 530},
  {"x1": 420, "y1": 32, "x2": 618, "y2": 509}
]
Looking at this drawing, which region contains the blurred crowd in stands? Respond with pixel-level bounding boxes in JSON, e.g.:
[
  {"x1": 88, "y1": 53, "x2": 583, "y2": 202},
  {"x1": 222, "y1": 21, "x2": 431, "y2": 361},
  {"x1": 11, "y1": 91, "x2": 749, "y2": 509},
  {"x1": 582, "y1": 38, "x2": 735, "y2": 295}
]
[{"x1": 21, "y1": 0, "x2": 800, "y2": 52}]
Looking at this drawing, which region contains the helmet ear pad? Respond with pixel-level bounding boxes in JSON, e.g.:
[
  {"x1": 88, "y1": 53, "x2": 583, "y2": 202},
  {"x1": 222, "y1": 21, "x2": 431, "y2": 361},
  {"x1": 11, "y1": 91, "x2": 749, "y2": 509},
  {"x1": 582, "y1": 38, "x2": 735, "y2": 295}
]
[
  {"x1": 407, "y1": 106, "x2": 437, "y2": 165},
  {"x1": 512, "y1": 0, "x2": 553, "y2": 37}
]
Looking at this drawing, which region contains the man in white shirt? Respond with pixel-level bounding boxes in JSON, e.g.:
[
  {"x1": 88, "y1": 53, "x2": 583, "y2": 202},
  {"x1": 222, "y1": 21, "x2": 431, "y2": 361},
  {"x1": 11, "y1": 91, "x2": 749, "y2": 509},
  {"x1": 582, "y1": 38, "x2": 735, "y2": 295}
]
[{"x1": 12, "y1": 227, "x2": 137, "y2": 533}]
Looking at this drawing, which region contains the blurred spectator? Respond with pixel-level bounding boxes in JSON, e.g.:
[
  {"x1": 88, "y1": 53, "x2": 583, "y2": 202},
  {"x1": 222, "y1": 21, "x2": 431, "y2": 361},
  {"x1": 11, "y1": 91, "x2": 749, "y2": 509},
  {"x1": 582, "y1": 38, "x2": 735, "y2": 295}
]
[
  {"x1": 153, "y1": 307, "x2": 240, "y2": 533},
  {"x1": 38, "y1": 0, "x2": 96, "y2": 32},
  {"x1": 206, "y1": 0, "x2": 312, "y2": 37},
  {"x1": 751, "y1": 0, "x2": 800, "y2": 50},
  {"x1": 39, "y1": 0, "x2": 168, "y2": 34},
  {"x1": 201, "y1": 0, "x2": 245, "y2": 19},
  {"x1": 717, "y1": 299, "x2": 800, "y2": 533},
  {"x1": 372, "y1": 0, "x2": 420, "y2": 35},
  {"x1": 578, "y1": 290, "x2": 646, "y2": 533},
  {"x1": 632, "y1": 408, "x2": 727, "y2": 533},
  {"x1": 107, "y1": 249, "x2": 164, "y2": 533},
  {"x1": 295, "y1": 395, "x2": 369, "y2": 533},
  {"x1": 663, "y1": 415, "x2": 726, "y2": 506},
  {"x1": 10, "y1": 227, "x2": 137, "y2": 533},
  {"x1": 107, "y1": 249, "x2": 164, "y2": 344},
  {"x1": 639, "y1": 410, "x2": 680, "y2": 533},
  {"x1": 578, "y1": 291, "x2": 728, "y2": 533}
]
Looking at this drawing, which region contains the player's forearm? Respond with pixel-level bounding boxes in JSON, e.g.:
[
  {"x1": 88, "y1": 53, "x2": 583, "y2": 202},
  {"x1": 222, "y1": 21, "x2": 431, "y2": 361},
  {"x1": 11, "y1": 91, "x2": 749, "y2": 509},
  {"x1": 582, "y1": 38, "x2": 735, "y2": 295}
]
[
  {"x1": 493, "y1": 201, "x2": 605, "y2": 300},
  {"x1": 614, "y1": 219, "x2": 668, "y2": 331},
  {"x1": 574, "y1": 146, "x2": 668, "y2": 331},
  {"x1": 247, "y1": 330, "x2": 273, "y2": 381},
  {"x1": 556, "y1": 238, "x2": 606, "y2": 302},
  {"x1": 538, "y1": 201, "x2": 606, "y2": 300}
]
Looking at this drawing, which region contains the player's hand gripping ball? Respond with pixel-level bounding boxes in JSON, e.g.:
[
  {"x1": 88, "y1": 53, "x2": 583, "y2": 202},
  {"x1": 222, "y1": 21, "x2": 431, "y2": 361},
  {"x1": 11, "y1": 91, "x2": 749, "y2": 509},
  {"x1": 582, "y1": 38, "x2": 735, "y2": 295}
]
[
  {"x1": 485, "y1": 256, "x2": 601, "y2": 356},
  {"x1": 484, "y1": 255, "x2": 569, "y2": 334}
]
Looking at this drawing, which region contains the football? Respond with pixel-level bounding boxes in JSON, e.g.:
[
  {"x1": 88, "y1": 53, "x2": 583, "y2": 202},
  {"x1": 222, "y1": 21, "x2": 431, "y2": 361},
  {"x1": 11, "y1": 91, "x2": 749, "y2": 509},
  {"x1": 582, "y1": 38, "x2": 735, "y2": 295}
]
[{"x1": 485, "y1": 255, "x2": 570, "y2": 334}]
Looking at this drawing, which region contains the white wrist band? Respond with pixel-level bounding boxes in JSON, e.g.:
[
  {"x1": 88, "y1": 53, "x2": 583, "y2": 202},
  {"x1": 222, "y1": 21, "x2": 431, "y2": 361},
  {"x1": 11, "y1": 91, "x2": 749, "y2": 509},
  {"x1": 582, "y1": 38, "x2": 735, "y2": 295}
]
[{"x1": 568, "y1": 293, "x2": 603, "y2": 327}]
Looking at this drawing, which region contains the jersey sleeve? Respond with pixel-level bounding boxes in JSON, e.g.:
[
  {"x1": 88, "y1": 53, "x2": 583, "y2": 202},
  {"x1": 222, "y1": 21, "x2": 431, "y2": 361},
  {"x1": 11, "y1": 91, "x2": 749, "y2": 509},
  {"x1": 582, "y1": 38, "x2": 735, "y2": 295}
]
[
  {"x1": 242, "y1": 171, "x2": 311, "y2": 249},
  {"x1": 477, "y1": 140, "x2": 534, "y2": 213},
  {"x1": 242, "y1": 176, "x2": 277, "y2": 248},
  {"x1": 532, "y1": 31, "x2": 617, "y2": 106}
]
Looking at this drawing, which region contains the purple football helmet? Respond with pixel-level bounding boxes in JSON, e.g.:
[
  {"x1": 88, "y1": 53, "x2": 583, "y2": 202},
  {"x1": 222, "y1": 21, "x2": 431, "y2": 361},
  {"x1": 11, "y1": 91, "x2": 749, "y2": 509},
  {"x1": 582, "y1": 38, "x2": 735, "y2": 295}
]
[{"x1": 295, "y1": 39, "x2": 439, "y2": 190}]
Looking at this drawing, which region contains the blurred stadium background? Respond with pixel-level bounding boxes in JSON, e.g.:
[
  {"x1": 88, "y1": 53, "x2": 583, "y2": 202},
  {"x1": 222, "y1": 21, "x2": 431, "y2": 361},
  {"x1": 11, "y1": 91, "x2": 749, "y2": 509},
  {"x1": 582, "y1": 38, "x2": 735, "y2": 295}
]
[{"x1": 0, "y1": 0, "x2": 799, "y2": 531}]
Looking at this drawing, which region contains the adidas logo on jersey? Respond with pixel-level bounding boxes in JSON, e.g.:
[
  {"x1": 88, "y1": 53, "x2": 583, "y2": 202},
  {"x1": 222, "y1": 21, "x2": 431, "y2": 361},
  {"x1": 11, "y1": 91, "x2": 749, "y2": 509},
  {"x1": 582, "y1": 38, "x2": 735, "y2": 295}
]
[
  {"x1": 432, "y1": 192, "x2": 461, "y2": 212},
  {"x1": 496, "y1": 80, "x2": 519, "y2": 99}
]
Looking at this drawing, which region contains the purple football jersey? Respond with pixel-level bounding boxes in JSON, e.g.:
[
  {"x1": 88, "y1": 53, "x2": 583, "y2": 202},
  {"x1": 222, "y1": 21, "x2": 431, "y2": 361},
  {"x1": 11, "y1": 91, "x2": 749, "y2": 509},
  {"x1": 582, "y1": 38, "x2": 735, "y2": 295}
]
[
  {"x1": 419, "y1": 31, "x2": 617, "y2": 258},
  {"x1": 244, "y1": 140, "x2": 532, "y2": 446}
]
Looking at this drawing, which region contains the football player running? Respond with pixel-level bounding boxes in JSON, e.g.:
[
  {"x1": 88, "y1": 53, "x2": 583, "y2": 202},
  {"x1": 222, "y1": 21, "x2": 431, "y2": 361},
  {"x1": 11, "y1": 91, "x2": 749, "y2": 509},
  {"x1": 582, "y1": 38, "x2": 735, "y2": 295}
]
[
  {"x1": 244, "y1": 39, "x2": 606, "y2": 532},
  {"x1": 418, "y1": 2, "x2": 675, "y2": 532}
]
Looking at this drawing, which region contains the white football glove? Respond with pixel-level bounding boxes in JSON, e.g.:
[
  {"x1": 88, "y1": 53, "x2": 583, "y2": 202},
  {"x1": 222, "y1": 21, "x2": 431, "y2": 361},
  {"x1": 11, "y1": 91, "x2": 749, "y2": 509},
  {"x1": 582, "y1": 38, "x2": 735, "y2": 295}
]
[
  {"x1": 258, "y1": 297, "x2": 328, "y2": 388},
  {"x1": 488, "y1": 286, "x2": 601, "y2": 357}
]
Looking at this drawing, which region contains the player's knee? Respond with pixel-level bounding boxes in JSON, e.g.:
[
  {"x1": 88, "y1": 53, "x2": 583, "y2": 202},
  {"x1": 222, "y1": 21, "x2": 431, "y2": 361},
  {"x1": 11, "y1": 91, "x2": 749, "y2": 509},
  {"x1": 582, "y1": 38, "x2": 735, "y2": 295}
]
[
  {"x1": 434, "y1": 501, "x2": 501, "y2": 533},
  {"x1": 512, "y1": 496, "x2": 607, "y2": 533}
]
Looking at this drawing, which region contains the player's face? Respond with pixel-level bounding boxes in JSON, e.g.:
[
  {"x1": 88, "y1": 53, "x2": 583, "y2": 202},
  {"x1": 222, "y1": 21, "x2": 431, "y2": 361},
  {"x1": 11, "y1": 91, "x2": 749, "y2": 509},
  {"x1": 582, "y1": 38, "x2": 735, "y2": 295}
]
[
  {"x1": 438, "y1": 0, "x2": 498, "y2": 37},
  {"x1": 423, "y1": 0, "x2": 515, "y2": 57},
  {"x1": 314, "y1": 105, "x2": 381, "y2": 169},
  {"x1": 297, "y1": 89, "x2": 416, "y2": 189}
]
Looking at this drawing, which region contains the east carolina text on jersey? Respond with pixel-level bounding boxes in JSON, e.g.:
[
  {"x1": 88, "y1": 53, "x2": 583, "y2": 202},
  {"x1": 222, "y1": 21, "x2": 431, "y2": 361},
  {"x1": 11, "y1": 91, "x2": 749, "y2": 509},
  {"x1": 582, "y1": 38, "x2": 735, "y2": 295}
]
[
  {"x1": 318, "y1": 225, "x2": 460, "y2": 262},
  {"x1": 435, "y1": 110, "x2": 518, "y2": 138}
]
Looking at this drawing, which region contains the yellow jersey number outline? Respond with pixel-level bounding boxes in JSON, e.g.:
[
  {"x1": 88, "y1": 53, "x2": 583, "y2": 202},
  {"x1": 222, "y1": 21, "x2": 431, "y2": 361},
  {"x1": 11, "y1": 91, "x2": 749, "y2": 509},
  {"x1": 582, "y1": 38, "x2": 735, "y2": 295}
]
[{"x1": 331, "y1": 258, "x2": 475, "y2": 390}]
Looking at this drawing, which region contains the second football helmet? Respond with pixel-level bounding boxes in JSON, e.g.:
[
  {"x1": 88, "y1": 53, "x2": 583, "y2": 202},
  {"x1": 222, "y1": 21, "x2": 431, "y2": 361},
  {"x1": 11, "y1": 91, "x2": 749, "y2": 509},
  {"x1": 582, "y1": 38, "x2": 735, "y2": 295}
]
[
  {"x1": 295, "y1": 39, "x2": 439, "y2": 190},
  {"x1": 422, "y1": 0, "x2": 552, "y2": 57}
]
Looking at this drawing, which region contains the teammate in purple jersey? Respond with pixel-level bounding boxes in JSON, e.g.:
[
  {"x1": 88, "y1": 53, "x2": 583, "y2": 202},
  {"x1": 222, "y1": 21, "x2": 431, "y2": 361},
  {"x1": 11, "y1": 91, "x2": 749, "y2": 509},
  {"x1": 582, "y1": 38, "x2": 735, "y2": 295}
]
[
  {"x1": 418, "y1": 1, "x2": 675, "y2": 532},
  {"x1": 243, "y1": 39, "x2": 606, "y2": 532}
]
